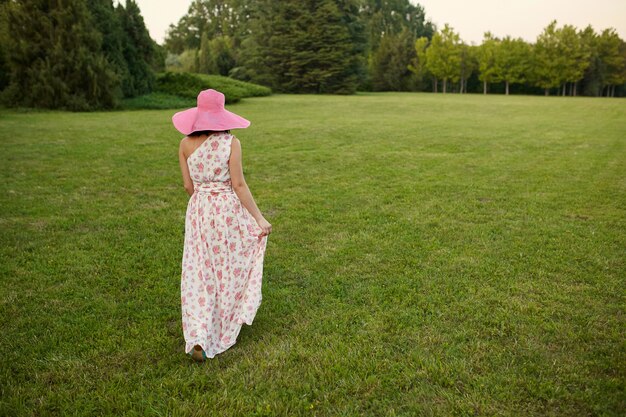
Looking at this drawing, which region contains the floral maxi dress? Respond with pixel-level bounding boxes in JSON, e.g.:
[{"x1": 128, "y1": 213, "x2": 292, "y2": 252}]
[{"x1": 181, "y1": 132, "x2": 268, "y2": 358}]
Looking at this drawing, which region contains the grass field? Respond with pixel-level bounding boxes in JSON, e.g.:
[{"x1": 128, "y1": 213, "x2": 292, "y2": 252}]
[{"x1": 1, "y1": 93, "x2": 624, "y2": 416}]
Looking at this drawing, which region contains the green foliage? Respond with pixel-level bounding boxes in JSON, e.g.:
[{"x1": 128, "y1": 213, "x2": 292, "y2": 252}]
[
  {"x1": 289, "y1": 0, "x2": 362, "y2": 94},
  {"x1": 226, "y1": 1, "x2": 274, "y2": 85},
  {"x1": 0, "y1": 2, "x2": 10, "y2": 91},
  {"x1": 425, "y1": 24, "x2": 462, "y2": 92},
  {"x1": 1, "y1": 0, "x2": 162, "y2": 110},
  {"x1": 164, "y1": 0, "x2": 246, "y2": 54},
  {"x1": 532, "y1": 21, "x2": 566, "y2": 92},
  {"x1": 86, "y1": 0, "x2": 127, "y2": 101},
  {"x1": 477, "y1": 32, "x2": 500, "y2": 88},
  {"x1": 154, "y1": 72, "x2": 271, "y2": 104},
  {"x1": 360, "y1": 0, "x2": 435, "y2": 52},
  {"x1": 458, "y1": 43, "x2": 477, "y2": 93},
  {"x1": 165, "y1": 0, "x2": 436, "y2": 94},
  {"x1": 2, "y1": 0, "x2": 118, "y2": 110},
  {"x1": 559, "y1": 24, "x2": 591, "y2": 86},
  {"x1": 151, "y1": 43, "x2": 167, "y2": 72},
  {"x1": 580, "y1": 25, "x2": 604, "y2": 96},
  {"x1": 407, "y1": 36, "x2": 434, "y2": 92},
  {"x1": 370, "y1": 29, "x2": 418, "y2": 91},
  {"x1": 171, "y1": 49, "x2": 200, "y2": 73},
  {"x1": 598, "y1": 28, "x2": 626, "y2": 88},
  {"x1": 495, "y1": 36, "x2": 532, "y2": 93},
  {"x1": 198, "y1": 34, "x2": 236, "y2": 76},
  {"x1": 407, "y1": 36, "x2": 429, "y2": 81},
  {"x1": 115, "y1": 0, "x2": 158, "y2": 97},
  {"x1": 231, "y1": 0, "x2": 364, "y2": 94},
  {"x1": 120, "y1": 92, "x2": 196, "y2": 110}
]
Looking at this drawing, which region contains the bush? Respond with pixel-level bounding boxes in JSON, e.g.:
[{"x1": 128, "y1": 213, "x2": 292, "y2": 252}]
[
  {"x1": 155, "y1": 72, "x2": 271, "y2": 104},
  {"x1": 120, "y1": 92, "x2": 195, "y2": 110}
]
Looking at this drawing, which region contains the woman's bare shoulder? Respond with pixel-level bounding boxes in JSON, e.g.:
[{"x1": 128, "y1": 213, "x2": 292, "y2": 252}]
[{"x1": 179, "y1": 136, "x2": 193, "y2": 156}]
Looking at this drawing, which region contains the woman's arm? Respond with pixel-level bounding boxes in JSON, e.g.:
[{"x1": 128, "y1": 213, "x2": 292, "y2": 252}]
[
  {"x1": 178, "y1": 138, "x2": 194, "y2": 196},
  {"x1": 229, "y1": 137, "x2": 272, "y2": 236}
]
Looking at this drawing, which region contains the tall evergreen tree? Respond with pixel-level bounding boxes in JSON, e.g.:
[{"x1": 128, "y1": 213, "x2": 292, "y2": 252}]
[
  {"x1": 229, "y1": 0, "x2": 276, "y2": 85},
  {"x1": 86, "y1": 0, "x2": 127, "y2": 100},
  {"x1": 4, "y1": 0, "x2": 118, "y2": 110},
  {"x1": 116, "y1": 0, "x2": 158, "y2": 97},
  {"x1": 234, "y1": 0, "x2": 364, "y2": 94},
  {"x1": 369, "y1": 28, "x2": 417, "y2": 91}
]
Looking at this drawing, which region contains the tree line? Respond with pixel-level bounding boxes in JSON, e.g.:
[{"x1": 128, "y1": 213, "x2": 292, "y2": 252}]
[
  {"x1": 0, "y1": 0, "x2": 165, "y2": 110},
  {"x1": 1, "y1": 0, "x2": 624, "y2": 111},
  {"x1": 411, "y1": 21, "x2": 625, "y2": 97},
  {"x1": 164, "y1": 0, "x2": 434, "y2": 94},
  {"x1": 165, "y1": 1, "x2": 625, "y2": 97}
]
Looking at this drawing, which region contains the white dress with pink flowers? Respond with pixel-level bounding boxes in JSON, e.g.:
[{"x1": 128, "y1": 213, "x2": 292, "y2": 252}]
[{"x1": 181, "y1": 131, "x2": 268, "y2": 358}]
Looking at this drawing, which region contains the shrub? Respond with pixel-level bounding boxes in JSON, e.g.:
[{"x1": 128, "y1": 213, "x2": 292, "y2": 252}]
[
  {"x1": 120, "y1": 92, "x2": 195, "y2": 110},
  {"x1": 155, "y1": 72, "x2": 271, "y2": 104}
]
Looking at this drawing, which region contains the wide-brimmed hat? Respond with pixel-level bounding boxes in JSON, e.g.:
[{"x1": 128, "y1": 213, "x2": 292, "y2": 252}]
[{"x1": 172, "y1": 89, "x2": 250, "y2": 135}]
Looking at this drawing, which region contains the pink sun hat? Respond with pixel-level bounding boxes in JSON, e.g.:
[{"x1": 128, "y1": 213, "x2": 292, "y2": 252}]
[{"x1": 172, "y1": 89, "x2": 250, "y2": 135}]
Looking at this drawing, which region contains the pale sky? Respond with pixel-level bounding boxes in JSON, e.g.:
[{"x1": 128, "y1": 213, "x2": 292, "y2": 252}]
[{"x1": 132, "y1": 0, "x2": 626, "y2": 45}]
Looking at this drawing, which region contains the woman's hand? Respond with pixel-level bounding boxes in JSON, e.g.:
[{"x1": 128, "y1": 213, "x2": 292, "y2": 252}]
[{"x1": 255, "y1": 216, "x2": 272, "y2": 237}]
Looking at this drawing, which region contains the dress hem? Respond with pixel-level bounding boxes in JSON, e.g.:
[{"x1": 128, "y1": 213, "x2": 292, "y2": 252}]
[{"x1": 184, "y1": 304, "x2": 260, "y2": 358}]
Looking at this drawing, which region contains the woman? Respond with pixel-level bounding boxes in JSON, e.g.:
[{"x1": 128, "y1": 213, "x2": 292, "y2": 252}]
[{"x1": 174, "y1": 89, "x2": 272, "y2": 362}]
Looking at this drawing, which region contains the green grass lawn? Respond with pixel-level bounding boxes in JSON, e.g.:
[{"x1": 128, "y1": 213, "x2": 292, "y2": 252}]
[{"x1": 1, "y1": 93, "x2": 624, "y2": 416}]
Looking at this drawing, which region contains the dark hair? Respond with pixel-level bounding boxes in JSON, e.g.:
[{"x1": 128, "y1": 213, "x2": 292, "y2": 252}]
[{"x1": 188, "y1": 129, "x2": 230, "y2": 137}]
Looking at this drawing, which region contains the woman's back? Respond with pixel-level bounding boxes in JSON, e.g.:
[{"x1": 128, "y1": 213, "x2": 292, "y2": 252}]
[{"x1": 186, "y1": 132, "x2": 233, "y2": 186}]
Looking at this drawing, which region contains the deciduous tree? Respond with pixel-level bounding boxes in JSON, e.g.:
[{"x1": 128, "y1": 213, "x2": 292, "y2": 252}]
[{"x1": 425, "y1": 24, "x2": 462, "y2": 93}]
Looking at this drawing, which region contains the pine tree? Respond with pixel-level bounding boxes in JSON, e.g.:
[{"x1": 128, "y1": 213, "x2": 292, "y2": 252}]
[
  {"x1": 86, "y1": 0, "x2": 127, "y2": 100},
  {"x1": 116, "y1": 0, "x2": 157, "y2": 97},
  {"x1": 370, "y1": 28, "x2": 417, "y2": 91},
  {"x1": 4, "y1": 0, "x2": 118, "y2": 110},
  {"x1": 298, "y1": 0, "x2": 362, "y2": 94},
  {"x1": 234, "y1": 0, "x2": 363, "y2": 94},
  {"x1": 228, "y1": 0, "x2": 276, "y2": 85}
]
